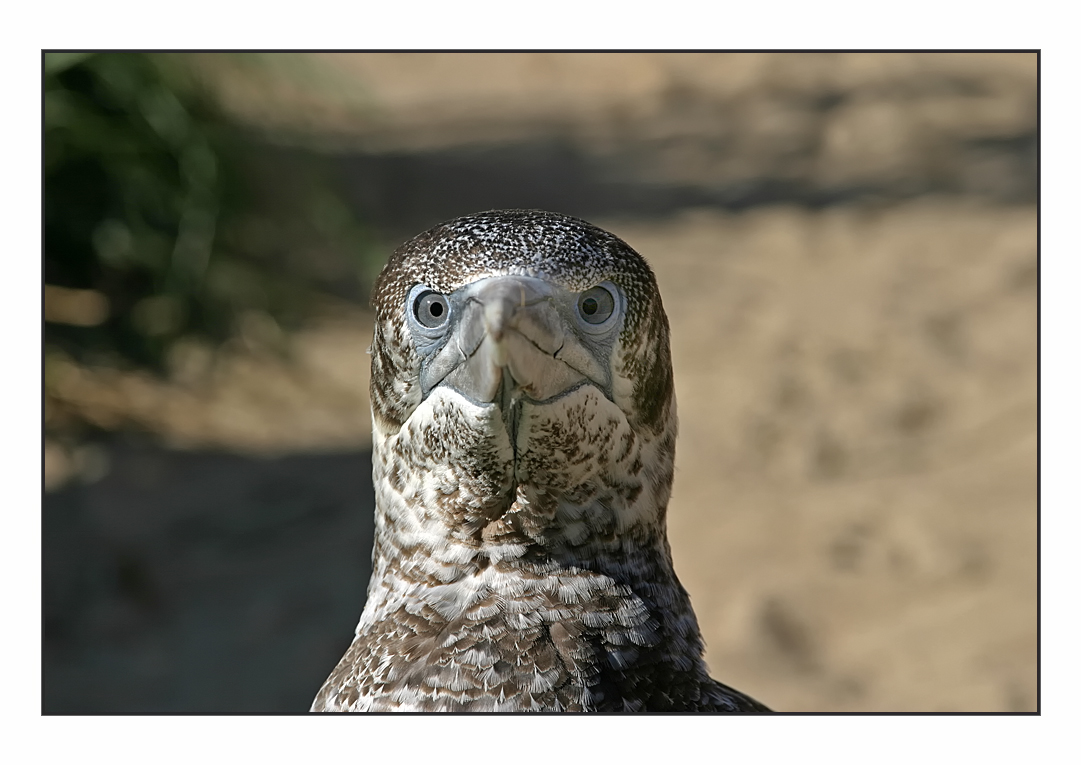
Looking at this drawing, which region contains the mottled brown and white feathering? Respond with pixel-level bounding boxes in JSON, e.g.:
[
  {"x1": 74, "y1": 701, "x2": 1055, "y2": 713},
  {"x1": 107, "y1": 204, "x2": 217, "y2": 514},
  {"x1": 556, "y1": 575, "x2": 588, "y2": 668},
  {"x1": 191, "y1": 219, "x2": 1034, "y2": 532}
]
[{"x1": 312, "y1": 209, "x2": 769, "y2": 712}]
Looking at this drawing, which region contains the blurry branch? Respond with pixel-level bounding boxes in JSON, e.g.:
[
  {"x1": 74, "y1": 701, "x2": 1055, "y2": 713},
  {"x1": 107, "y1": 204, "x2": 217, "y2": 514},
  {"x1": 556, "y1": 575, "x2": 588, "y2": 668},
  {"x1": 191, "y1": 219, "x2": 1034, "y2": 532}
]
[{"x1": 43, "y1": 52, "x2": 378, "y2": 388}]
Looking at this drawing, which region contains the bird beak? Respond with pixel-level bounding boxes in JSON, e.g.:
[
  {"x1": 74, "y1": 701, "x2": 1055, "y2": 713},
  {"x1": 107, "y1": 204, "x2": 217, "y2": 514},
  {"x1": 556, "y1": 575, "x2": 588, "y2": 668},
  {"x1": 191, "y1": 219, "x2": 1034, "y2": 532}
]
[{"x1": 421, "y1": 275, "x2": 608, "y2": 406}]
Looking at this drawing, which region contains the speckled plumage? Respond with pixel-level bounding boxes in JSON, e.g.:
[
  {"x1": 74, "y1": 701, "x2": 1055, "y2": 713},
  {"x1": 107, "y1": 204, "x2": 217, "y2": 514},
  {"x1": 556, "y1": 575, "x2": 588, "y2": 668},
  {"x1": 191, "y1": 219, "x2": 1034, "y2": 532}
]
[{"x1": 312, "y1": 209, "x2": 769, "y2": 712}]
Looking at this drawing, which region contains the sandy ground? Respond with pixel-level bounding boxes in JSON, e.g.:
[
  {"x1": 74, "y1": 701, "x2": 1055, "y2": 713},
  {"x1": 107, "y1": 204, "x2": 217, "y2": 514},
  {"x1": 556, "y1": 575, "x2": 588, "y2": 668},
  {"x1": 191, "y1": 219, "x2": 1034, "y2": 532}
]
[
  {"x1": 43, "y1": 53, "x2": 1036, "y2": 713},
  {"x1": 608, "y1": 202, "x2": 1036, "y2": 712}
]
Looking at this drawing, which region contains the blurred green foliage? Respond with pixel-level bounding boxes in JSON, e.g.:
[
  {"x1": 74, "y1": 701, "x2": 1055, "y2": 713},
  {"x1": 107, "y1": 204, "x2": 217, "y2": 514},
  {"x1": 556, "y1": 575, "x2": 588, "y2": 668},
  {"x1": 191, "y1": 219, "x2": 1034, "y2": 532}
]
[{"x1": 44, "y1": 52, "x2": 373, "y2": 370}]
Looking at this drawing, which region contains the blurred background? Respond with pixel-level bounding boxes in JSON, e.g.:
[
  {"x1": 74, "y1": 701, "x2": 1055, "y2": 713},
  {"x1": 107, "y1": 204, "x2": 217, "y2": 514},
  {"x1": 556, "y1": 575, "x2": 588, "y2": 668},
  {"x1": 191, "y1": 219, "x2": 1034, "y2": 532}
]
[{"x1": 42, "y1": 52, "x2": 1037, "y2": 713}]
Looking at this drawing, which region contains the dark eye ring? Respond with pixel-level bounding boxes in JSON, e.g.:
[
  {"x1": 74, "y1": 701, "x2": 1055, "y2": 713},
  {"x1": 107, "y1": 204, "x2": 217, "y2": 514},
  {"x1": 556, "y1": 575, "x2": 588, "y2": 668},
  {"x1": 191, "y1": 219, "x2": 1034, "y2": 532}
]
[
  {"x1": 414, "y1": 290, "x2": 449, "y2": 328},
  {"x1": 577, "y1": 285, "x2": 616, "y2": 325}
]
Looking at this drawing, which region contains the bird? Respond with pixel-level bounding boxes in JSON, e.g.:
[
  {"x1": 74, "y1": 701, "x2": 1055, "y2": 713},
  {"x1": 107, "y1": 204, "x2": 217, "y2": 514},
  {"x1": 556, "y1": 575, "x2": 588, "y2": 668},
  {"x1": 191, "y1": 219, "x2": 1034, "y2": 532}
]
[{"x1": 311, "y1": 209, "x2": 770, "y2": 712}]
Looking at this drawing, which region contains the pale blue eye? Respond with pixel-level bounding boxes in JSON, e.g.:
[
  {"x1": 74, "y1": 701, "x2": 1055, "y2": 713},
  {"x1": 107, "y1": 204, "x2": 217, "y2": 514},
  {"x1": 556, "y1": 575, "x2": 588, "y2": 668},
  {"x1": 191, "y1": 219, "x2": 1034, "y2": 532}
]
[
  {"x1": 577, "y1": 286, "x2": 615, "y2": 325},
  {"x1": 414, "y1": 291, "x2": 449, "y2": 328}
]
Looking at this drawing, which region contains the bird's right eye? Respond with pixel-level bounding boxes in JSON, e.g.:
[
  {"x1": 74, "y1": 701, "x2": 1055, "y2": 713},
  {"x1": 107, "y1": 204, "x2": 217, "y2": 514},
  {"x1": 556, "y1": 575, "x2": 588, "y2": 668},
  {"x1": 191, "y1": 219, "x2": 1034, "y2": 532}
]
[
  {"x1": 413, "y1": 290, "x2": 450, "y2": 329},
  {"x1": 577, "y1": 286, "x2": 616, "y2": 325}
]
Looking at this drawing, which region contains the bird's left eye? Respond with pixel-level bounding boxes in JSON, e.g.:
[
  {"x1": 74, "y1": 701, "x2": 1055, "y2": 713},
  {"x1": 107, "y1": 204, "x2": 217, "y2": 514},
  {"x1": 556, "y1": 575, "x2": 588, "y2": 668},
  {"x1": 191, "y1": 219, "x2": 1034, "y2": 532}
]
[{"x1": 414, "y1": 290, "x2": 450, "y2": 328}]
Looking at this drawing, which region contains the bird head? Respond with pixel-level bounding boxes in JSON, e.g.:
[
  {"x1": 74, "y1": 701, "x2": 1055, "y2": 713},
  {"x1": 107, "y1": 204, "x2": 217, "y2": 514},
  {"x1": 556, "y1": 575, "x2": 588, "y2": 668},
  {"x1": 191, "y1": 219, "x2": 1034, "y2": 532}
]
[{"x1": 368, "y1": 210, "x2": 677, "y2": 562}]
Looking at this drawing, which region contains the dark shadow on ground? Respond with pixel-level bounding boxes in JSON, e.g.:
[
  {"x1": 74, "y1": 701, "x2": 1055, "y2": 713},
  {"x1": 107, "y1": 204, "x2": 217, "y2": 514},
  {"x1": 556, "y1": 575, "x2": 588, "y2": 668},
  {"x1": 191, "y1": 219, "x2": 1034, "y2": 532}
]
[
  {"x1": 42, "y1": 438, "x2": 375, "y2": 714},
  {"x1": 327, "y1": 136, "x2": 1038, "y2": 240}
]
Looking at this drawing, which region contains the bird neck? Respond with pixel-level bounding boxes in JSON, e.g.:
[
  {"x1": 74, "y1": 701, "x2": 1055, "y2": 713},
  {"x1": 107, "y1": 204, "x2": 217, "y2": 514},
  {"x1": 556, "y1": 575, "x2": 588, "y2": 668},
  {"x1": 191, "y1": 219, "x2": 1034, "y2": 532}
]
[
  {"x1": 366, "y1": 385, "x2": 679, "y2": 585},
  {"x1": 351, "y1": 389, "x2": 718, "y2": 709}
]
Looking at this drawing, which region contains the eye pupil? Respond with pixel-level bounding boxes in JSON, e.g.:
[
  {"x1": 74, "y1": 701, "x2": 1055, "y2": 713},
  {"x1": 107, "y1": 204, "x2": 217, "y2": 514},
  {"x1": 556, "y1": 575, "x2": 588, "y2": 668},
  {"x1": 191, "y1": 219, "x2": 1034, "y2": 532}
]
[
  {"x1": 582, "y1": 297, "x2": 598, "y2": 315},
  {"x1": 429, "y1": 302, "x2": 443, "y2": 317}
]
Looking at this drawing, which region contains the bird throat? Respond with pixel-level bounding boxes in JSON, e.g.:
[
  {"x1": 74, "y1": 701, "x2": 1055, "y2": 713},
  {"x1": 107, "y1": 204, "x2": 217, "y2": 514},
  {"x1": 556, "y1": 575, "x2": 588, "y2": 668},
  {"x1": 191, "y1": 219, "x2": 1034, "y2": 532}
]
[{"x1": 496, "y1": 368, "x2": 524, "y2": 465}]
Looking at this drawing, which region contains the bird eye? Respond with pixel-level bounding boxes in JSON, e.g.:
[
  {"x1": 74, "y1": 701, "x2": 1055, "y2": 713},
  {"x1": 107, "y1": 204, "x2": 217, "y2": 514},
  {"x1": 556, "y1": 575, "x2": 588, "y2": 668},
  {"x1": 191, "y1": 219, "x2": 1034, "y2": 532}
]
[
  {"x1": 576, "y1": 285, "x2": 616, "y2": 325},
  {"x1": 413, "y1": 290, "x2": 449, "y2": 328}
]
